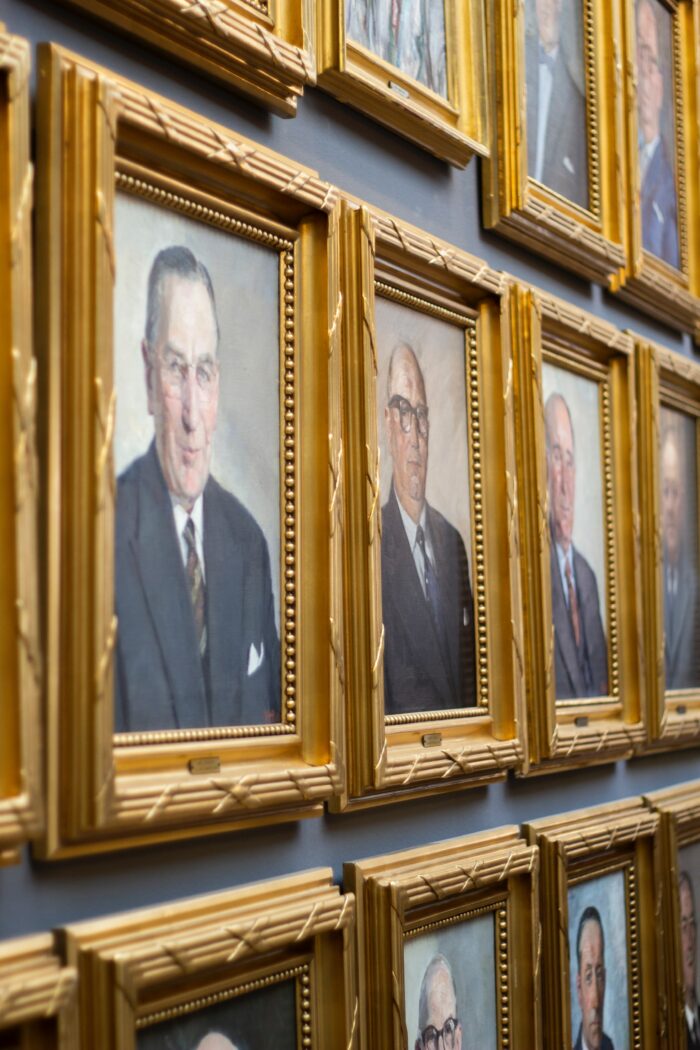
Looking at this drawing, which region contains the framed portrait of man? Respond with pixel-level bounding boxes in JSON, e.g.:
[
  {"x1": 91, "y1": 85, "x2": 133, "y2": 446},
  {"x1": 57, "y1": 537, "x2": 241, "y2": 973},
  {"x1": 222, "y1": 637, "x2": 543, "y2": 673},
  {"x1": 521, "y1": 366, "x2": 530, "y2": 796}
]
[
  {"x1": 512, "y1": 285, "x2": 644, "y2": 774},
  {"x1": 0, "y1": 28, "x2": 41, "y2": 863},
  {"x1": 526, "y1": 799, "x2": 662, "y2": 1050},
  {"x1": 484, "y1": 0, "x2": 627, "y2": 285},
  {"x1": 61, "y1": 871, "x2": 354, "y2": 1050},
  {"x1": 316, "y1": 0, "x2": 489, "y2": 166},
  {"x1": 332, "y1": 202, "x2": 525, "y2": 808},
  {"x1": 612, "y1": 0, "x2": 700, "y2": 335},
  {"x1": 37, "y1": 45, "x2": 344, "y2": 856},
  {"x1": 636, "y1": 340, "x2": 700, "y2": 750},
  {"x1": 345, "y1": 828, "x2": 539, "y2": 1049}
]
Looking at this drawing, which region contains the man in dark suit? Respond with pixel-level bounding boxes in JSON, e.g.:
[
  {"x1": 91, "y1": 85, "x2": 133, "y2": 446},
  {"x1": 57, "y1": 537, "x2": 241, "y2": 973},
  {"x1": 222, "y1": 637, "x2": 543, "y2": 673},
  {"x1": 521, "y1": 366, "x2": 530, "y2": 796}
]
[
  {"x1": 573, "y1": 906, "x2": 614, "y2": 1050},
  {"x1": 637, "y1": 0, "x2": 679, "y2": 268},
  {"x1": 381, "y1": 343, "x2": 475, "y2": 714},
  {"x1": 680, "y1": 872, "x2": 700, "y2": 1050},
  {"x1": 526, "y1": 0, "x2": 588, "y2": 208},
  {"x1": 661, "y1": 424, "x2": 699, "y2": 690},
  {"x1": 115, "y1": 246, "x2": 279, "y2": 733},
  {"x1": 545, "y1": 393, "x2": 608, "y2": 699},
  {"x1": 415, "y1": 954, "x2": 462, "y2": 1050}
]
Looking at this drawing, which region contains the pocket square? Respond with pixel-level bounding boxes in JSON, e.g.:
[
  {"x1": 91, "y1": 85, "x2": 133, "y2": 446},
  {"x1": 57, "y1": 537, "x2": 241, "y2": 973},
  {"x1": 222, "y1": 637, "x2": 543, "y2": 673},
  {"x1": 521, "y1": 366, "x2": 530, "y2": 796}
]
[
  {"x1": 247, "y1": 641, "x2": 265, "y2": 675},
  {"x1": 563, "y1": 155, "x2": 575, "y2": 175},
  {"x1": 653, "y1": 200, "x2": 664, "y2": 224}
]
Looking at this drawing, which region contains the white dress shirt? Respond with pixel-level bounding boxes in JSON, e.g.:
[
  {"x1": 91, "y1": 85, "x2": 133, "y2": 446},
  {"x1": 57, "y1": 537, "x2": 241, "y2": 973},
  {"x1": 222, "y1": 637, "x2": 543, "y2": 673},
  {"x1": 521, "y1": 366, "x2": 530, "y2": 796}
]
[
  {"x1": 639, "y1": 134, "x2": 659, "y2": 185},
  {"x1": 535, "y1": 45, "x2": 558, "y2": 183},
  {"x1": 555, "y1": 541, "x2": 576, "y2": 609},
  {"x1": 172, "y1": 495, "x2": 206, "y2": 582}
]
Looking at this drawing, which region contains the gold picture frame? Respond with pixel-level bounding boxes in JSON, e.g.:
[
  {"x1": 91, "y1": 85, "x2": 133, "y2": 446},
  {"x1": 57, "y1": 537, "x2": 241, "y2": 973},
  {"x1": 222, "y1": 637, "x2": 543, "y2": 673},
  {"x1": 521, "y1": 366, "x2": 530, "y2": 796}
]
[
  {"x1": 511, "y1": 285, "x2": 645, "y2": 774},
  {"x1": 645, "y1": 779, "x2": 700, "y2": 1050},
  {"x1": 345, "y1": 827, "x2": 540, "y2": 1050},
  {"x1": 36, "y1": 43, "x2": 344, "y2": 857},
  {"x1": 0, "y1": 27, "x2": 42, "y2": 865},
  {"x1": 316, "y1": 0, "x2": 489, "y2": 166},
  {"x1": 0, "y1": 934, "x2": 78, "y2": 1048},
  {"x1": 483, "y1": 0, "x2": 627, "y2": 283},
  {"x1": 525, "y1": 799, "x2": 662, "y2": 1050},
  {"x1": 54, "y1": 0, "x2": 315, "y2": 116},
  {"x1": 611, "y1": 0, "x2": 700, "y2": 335},
  {"x1": 636, "y1": 339, "x2": 700, "y2": 750},
  {"x1": 332, "y1": 202, "x2": 525, "y2": 809},
  {"x1": 59, "y1": 868, "x2": 356, "y2": 1049}
]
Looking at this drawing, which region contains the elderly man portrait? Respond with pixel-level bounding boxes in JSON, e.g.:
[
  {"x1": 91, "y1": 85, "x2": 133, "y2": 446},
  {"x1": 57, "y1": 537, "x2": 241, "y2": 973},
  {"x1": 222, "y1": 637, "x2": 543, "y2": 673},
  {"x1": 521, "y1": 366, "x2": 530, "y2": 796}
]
[
  {"x1": 573, "y1": 906, "x2": 614, "y2": 1050},
  {"x1": 345, "y1": 0, "x2": 447, "y2": 97},
  {"x1": 660, "y1": 423, "x2": 699, "y2": 690},
  {"x1": 115, "y1": 245, "x2": 280, "y2": 733},
  {"x1": 680, "y1": 871, "x2": 700, "y2": 1050},
  {"x1": 545, "y1": 393, "x2": 608, "y2": 699},
  {"x1": 380, "y1": 342, "x2": 476, "y2": 714},
  {"x1": 415, "y1": 954, "x2": 462, "y2": 1050},
  {"x1": 526, "y1": 0, "x2": 588, "y2": 207},
  {"x1": 636, "y1": 0, "x2": 679, "y2": 268}
]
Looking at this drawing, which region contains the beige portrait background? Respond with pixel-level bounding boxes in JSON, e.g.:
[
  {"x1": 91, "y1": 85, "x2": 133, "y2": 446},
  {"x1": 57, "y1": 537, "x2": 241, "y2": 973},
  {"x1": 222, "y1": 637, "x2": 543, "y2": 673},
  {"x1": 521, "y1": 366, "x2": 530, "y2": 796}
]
[
  {"x1": 403, "y1": 913, "x2": 497, "y2": 1049},
  {"x1": 542, "y1": 361, "x2": 607, "y2": 631},
  {"x1": 113, "y1": 192, "x2": 281, "y2": 626},
  {"x1": 375, "y1": 296, "x2": 471, "y2": 566}
]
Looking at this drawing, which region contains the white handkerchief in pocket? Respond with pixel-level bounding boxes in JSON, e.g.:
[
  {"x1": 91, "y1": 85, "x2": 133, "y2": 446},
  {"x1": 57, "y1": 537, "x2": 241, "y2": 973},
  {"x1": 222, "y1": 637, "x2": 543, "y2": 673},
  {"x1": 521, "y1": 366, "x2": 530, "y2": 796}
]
[{"x1": 247, "y1": 640, "x2": 265, "y2": 676}]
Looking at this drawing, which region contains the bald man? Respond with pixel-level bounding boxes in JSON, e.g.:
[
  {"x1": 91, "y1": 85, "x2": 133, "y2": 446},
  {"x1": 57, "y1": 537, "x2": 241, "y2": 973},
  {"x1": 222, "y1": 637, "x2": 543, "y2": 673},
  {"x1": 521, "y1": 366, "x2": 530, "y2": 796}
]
[
  {"x1": 195, "y1": 1036, "x2": 238, "y2": 1050},
  {"x1": 545, "y1": 393, "x2": 608, "y2": 699},
  {"x1": 381, "y1": 343, "x2": 476, "y2": 713},
  {"x1": 415, "y1": 955, "x2": 462, "y2": 1050}
]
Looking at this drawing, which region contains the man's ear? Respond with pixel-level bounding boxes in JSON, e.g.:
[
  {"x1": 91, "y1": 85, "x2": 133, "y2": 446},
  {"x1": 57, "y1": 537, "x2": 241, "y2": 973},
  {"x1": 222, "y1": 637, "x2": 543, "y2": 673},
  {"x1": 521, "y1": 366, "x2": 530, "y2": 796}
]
[
  {"x1": 576, "y1": 970, "x2": 582, "y2": 1004},
  {"x1": 142, "y1": 340, "x2": 155, "y2": 416}
]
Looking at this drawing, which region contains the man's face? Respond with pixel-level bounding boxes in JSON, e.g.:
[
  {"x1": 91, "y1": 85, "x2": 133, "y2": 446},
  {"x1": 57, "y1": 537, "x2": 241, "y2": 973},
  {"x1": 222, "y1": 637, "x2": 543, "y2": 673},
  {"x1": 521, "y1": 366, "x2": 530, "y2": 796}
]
[
  {"x1": 576, "y1": 920, "x2": 606, "y2": 1050},
  {"x1": 536, "y1": 0, "x2": 562, "y2": 51},
  {"x1": 637, "y1": 0, "x2": 663, "y2": 143},
  {"x1": 661, "y1": 435, "x2": 683, "y2": 565},
  {"x1": 681, "y1": 881, "x2": 697, "y2": 1002},
  {"x1": 546, "y1": 399, "x2": 576, "y2": 552},
  {"x1": 145, "y1": 274, "x2": 220, "y2": 511},
  {"x1": 416, "y1": 966, "x2": 462, "y2": 1050},
  {"x1": 385, "y1": 351, "x2": 428, "y2": 523}
]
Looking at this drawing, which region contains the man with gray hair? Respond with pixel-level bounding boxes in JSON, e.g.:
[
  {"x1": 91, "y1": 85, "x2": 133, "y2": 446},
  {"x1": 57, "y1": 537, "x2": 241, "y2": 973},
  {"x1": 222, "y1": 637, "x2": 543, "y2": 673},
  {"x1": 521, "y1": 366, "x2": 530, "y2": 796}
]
[
  {"x1": 115, "y1": 245, "x2": 279, "y2": 732},
  {"x1": 415, "y1": 954, "x2": 462, "y2": 1050}
]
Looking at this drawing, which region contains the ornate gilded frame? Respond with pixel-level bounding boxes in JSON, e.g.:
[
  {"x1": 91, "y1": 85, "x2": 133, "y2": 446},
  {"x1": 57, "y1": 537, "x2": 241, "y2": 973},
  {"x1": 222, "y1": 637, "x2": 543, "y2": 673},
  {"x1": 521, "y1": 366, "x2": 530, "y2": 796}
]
[
  {"x1": 525, "y1": 799, "x2": 662, "y2": 1050},
  {"x1": 612, "y1": 0, "x2": 700, "y2": 335},
  {"x1": 645, "y1": 779, "x2": 700, "y2": 1050},
  {"x1": 54, "y1": 0, "x2": 315, "y2": 116},
  {"x1": 0, "y1": 934, "x2": 78, "y2": 1049},
  {"x1": 636, "y1": 339, "x2": 700, "y2": 750},
  {"x1": 36, "y1": 44, "x2": 344, "y2": 857},
  {"x1": 332, "y1": 203, "x2": 525, "y2": 809},
  {"x1": 345, "y1": 827, "x2": 540, "y2": 1050},
  {"x1": 512, "y1": 286, "x2": 644, "y2": 774},
  {"x1": 0, "y1": 28, "x2": 42, "y2": 865},
  {"x1": 59, "y1": 869, "x2": 356, "y2": 1049},
  {"x1": 316, "y1": 0, "x2": 488, "y2": 166},
  {"x1": 483, "y1": 0, "x2": 627, "y2": 283}
]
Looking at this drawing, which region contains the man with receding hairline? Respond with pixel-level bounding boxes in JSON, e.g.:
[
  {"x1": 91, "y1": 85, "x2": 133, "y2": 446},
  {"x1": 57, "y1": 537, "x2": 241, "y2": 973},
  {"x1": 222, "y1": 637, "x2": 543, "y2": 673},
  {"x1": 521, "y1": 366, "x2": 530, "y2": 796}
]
[
  {"x1": 380, "y1": 342, "x2": 475, "y2": 713},
  {"x1": 573, "y1": 906, "x2": 613, "y2": 1050},
  {"x1": 194, "y1": 1035, "x2": 239, "y2": 1050},
  {"x1": 415, "y1": 954, "x2": 462, "y2": 1050}
]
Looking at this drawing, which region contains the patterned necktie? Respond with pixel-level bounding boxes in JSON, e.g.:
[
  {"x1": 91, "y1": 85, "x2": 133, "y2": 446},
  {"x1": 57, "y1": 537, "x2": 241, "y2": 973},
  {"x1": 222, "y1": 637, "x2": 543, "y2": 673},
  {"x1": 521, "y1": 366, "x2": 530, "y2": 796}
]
[
  {"x1": 184, "y1": 516, "x2": 207, "y2": 658},
  {"x1": 416, "y1": 525, "x2": 442, "y2": 625},
  {"x1": 565, "y1": 556, "x2": 581, "y2": 649}
]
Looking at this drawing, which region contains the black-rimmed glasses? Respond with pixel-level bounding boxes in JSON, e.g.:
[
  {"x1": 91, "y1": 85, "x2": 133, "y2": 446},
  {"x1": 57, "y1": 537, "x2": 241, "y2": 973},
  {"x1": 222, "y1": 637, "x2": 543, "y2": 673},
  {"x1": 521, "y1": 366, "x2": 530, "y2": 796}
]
[
  {"x1": 421, "y1": 1016, "x2": 459, "y2": 1050},
  {"x1": 388, "y1": 394, "x2": 429, "y2": 438}
]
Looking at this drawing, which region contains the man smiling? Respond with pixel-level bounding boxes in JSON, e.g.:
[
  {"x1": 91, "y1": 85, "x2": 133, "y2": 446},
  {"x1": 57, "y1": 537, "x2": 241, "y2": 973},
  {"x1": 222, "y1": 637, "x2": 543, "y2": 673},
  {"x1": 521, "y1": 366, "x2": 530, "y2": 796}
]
[{"x1": 115, "y1": 246, "x2": 279, "y2": 732}]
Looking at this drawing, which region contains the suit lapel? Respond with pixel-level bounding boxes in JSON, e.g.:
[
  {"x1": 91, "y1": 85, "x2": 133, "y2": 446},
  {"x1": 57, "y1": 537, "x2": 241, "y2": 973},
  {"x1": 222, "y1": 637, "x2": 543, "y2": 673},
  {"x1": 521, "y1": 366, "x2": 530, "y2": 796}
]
[
  {"x1": 667, "y1": 565, "x2": 691, "y2": 672},
  {"x1": 131, "y1": 445, "x2": 208, "y2": 728},
  {"x1": 426, "y1": 504, "x2": 460, "y2": 694},
  {"x1": 550, "y1": 541, "x2": 585, "y2": 696}
]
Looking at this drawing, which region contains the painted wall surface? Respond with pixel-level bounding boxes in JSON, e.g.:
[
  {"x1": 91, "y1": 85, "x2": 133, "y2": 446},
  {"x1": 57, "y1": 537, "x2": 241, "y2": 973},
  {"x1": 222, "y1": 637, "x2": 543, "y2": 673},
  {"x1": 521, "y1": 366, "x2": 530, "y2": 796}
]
[{"x1": 0, "y1": 0, "x2": 698, "y2": 940}]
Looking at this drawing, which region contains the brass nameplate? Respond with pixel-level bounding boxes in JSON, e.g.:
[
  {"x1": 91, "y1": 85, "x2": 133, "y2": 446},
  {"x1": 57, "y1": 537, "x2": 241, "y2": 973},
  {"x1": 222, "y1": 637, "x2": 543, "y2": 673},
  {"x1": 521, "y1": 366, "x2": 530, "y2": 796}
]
[
  {"x1": 189, "y1": 757, "x2": 221, "y2": 775},
  {"x1": 677, "y1": 704, "x2": 687, "y2": 716},
  {"x1": 574, "y1": 716, "x2": 589, "y2": 728},
  {"x1": 422, "y1": 733, "x2": 442, "y2": 747}
]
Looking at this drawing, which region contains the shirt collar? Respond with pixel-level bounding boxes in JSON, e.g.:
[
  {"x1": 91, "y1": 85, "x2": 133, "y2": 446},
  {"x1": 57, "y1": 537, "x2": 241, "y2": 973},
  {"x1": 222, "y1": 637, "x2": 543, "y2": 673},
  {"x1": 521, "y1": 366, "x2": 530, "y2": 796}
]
[
  {"x1": 685, "y1": 1002, "x2": 699, "y2": 1032},
  {"x1": 395, "y1": 487, "x2": 427, "y2": 550},
  {"x1": 555, "y1": 540, "x2": 574, "y2": 574},
  {"x1": 171, "y1": 492, "x2": 204, "y2": 540}
]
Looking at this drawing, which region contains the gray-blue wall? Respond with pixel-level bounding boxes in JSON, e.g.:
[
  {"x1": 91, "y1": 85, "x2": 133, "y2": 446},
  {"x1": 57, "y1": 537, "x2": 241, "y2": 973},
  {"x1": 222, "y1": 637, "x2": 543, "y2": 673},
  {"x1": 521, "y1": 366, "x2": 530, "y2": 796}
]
[{"x1": 0, "y1": 0, "x2": 697, "y2": 940}]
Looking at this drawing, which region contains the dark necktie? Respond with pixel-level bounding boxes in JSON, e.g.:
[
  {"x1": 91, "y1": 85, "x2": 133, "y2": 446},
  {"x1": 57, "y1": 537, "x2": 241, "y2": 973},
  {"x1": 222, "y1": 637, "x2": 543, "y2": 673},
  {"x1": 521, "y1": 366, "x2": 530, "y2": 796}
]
[
  {"x1": 416, "y1": 525, "x2": 442, "y2": 627},
  {"x1": 565, "y1": 557, "x2": 581, "y2": 649},
  {"x1": 184, "y1": 516, "x2": 207, "y2": 659}
]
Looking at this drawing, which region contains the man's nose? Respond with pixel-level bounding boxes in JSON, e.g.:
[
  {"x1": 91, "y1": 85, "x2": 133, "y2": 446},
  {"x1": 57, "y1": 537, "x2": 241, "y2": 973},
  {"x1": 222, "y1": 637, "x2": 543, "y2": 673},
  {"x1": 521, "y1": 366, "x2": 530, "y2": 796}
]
[{"x1": 181, "y1": 367, "x2": 201, "y2": 429}]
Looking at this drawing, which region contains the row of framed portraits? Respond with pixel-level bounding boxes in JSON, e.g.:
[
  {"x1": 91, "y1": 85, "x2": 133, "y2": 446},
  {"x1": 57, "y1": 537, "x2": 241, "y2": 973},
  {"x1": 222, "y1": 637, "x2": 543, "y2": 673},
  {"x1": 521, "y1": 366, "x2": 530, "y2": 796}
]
[
  {"x1": 3, "y1": 785, "x2": 700, "y2": 1049},
  {"x1": 43, "y1": 0, "x2": 700, "y2": 335},
  {"x1": 1, "y1": 31, "x2": 700, "y2": 861}
]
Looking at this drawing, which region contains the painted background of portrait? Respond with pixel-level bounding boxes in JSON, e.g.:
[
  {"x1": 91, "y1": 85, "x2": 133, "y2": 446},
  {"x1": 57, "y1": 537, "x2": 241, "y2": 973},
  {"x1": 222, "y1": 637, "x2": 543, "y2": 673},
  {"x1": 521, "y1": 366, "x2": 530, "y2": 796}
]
[
  {"x1": 542, "y1": 362, "x2": 607, "y2": 632},
  {"x1": 114, "y1": 192, "x2": 281, "y2": 626},
  {"x1": 568, "y1": 871, "x2": 630, "y2": 1049},
  {"x1": 345, "y1": 0, "x2": 448, "y2": 98},
  {"x1": 137, "y1": 978, "x2": 297, "y2": 1050},
  {"x1": 404, "y1": 913, "x2": 497, "y2": 1050},
  {"x1": 376, "y1": 297, "x2": 471, "y2": 566}
]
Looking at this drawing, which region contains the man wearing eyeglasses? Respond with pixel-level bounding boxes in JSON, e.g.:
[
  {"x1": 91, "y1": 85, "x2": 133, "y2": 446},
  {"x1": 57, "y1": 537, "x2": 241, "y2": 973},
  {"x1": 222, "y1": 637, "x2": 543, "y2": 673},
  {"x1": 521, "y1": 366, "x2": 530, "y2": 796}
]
[
  {"x1": 680, "y1": 872, "x2": 700, "y2": 1050},
  {"x1": 636, "y1": 0, "x2": 679, "y2": 269},
  {"x1": 573, "y1": 906, "x2": 613, "y2": 1050},
  {"x1": 381, "y1": 343, "x2": 475, "y2": 714},
  {"x1": 114, "y1": 245, "x2": 279, "y2": 732},
  {"x1": 415, "y1": 955, "x2": 462, "y2": 1050}
]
